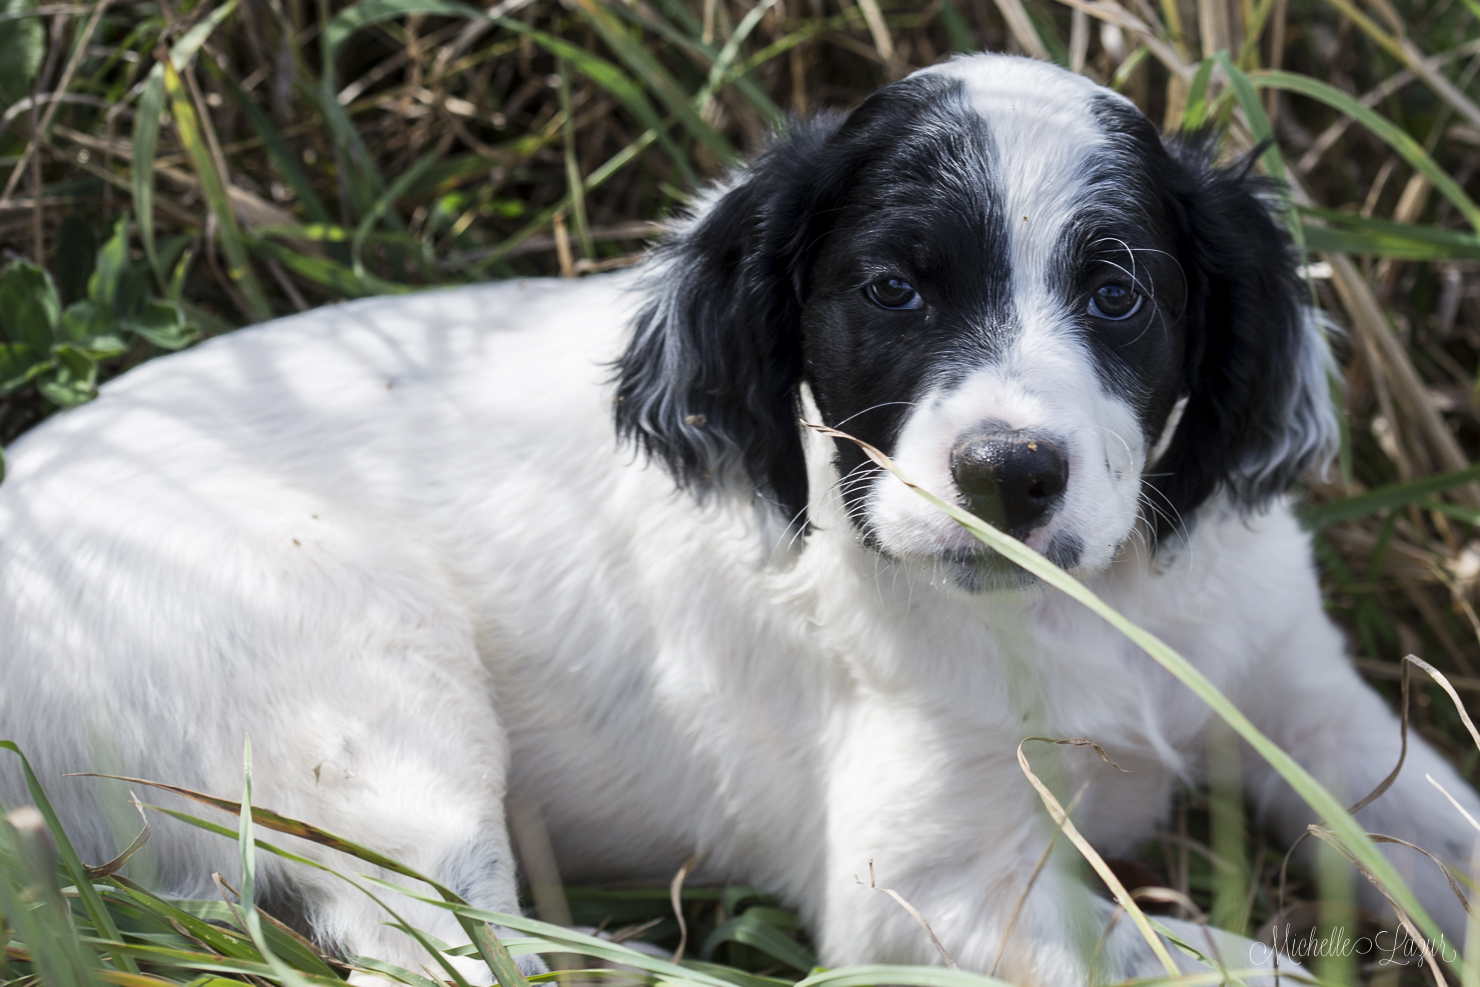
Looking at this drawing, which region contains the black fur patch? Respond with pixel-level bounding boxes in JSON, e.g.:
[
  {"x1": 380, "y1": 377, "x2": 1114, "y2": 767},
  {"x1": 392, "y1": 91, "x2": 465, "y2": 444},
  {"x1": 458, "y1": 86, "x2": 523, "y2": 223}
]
[{"x1": 614, "y1": 63, "x2": 1331, "y2": 551}]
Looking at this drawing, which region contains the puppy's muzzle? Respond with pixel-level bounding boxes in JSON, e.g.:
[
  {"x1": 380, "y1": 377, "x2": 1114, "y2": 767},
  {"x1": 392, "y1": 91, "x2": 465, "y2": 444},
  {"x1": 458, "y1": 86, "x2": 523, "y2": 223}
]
[{"x1": 949, "y1": 430, "x2": 1069, "y2": 534}]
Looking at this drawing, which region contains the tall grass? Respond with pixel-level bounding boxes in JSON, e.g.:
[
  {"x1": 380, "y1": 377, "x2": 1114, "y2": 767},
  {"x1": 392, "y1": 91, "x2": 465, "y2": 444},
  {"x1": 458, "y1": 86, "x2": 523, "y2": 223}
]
[{"x1": 4, "y1": 0, "x2": 1480, "y2": 982}]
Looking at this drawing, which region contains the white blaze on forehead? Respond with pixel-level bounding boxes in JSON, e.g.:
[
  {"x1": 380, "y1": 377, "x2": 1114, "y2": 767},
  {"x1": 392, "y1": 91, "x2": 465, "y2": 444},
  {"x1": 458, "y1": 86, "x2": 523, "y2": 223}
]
[{"x1": 913, "y1": 56, "x2": 1130, "y2": 328}]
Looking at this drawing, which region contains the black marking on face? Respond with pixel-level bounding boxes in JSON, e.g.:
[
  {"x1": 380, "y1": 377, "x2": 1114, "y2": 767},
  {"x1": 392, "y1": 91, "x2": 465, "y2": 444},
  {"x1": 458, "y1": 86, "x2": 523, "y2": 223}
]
[
  {"x1": 616, "y1": 55, "x2": 1329, "y2": 561},
  {"x1": 800, "y1": 77, "x2": 1014, "y2": 529},
  {"x1": 1045, "y1": 531, "x2": 1084, "y2": 570}
]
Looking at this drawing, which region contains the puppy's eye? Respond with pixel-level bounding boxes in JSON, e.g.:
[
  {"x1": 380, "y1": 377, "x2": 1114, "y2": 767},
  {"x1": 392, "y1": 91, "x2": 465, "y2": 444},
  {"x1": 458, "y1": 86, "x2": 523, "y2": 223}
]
[
  {"x1": 865, "y1": 277, "x2": 923, "y2": 311},
  {"x1": 1088, "y1": 283, "x2": 1142, "y2": 320}
]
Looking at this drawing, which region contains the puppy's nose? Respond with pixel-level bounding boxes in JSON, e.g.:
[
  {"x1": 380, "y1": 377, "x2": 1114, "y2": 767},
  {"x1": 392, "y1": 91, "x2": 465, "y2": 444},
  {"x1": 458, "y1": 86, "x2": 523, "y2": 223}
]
[{"x1": 949, "y1": 431, "x2": 1069, "y2": 532}]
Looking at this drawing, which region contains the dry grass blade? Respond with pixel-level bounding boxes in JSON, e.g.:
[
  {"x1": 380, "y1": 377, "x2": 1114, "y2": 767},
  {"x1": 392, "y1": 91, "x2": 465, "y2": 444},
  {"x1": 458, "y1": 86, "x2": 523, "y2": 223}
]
[
  {"x1": 1015, "y1": 737, "x2": 1179, "y2": 977},
  {"x1": 1305, "y1": 825, "x2": 1447, "y2": 987},
  {"x1": 987, "y1": 0, "x2": 1048, "y2": 60},
  {"x1": 853, "y1": 0, "x2": 898, "y2": 67},
  {"x1": 1366, "y1": 833, "x2": 1475, "y2": 918},
  {"x1": 988, "y1": 781, "x2": 1090, "y2": 977},
  {"x1": 1405, "y1": 653, "x2": 1480, "y2": 751},
  {"x1": 669, "y1": 851, "x2": 699, "y2": 963},
  {"x1": 82, "y1": 793, "x2": 150, "y2": 879},
  {"x1": 1051, "y1": 0, "x2": 1190, "y2": 76},
  {"x1": 857, "y1": 861, "x2": 958, "y2": 969}
]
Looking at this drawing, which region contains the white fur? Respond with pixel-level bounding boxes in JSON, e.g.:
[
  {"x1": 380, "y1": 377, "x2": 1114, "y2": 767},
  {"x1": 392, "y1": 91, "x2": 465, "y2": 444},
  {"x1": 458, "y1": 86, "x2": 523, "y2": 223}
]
[{"x1": 0, "y1": 58, "x2": 1472, "y2": 987}]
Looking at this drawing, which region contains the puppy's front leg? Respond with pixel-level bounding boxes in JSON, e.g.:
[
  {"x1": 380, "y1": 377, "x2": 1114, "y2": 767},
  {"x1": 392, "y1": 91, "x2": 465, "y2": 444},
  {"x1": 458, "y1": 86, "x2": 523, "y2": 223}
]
[
  {"x1": 815, "y1": 705, "x2": 1171, "y2": 986},
  {"x1": 1238, "y1": 605, "x2": 1480, "y2": 946}
]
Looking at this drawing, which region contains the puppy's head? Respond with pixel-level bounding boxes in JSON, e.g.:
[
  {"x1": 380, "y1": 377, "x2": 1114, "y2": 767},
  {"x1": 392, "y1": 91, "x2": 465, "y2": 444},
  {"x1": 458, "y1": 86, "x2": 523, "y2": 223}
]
[{"x1": 615, "y1": 54, "x2": 1336, "y2": 589}]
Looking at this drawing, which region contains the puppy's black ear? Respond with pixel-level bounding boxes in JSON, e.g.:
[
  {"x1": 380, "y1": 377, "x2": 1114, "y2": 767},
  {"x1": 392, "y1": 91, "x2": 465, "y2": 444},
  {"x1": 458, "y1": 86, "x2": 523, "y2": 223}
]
[
  {"x1": 1148, "y1": 138, "x2": 1338, "y2": 535},
  {"x1": 614, "y1": 117, "x2": 842, "y2": 525}
]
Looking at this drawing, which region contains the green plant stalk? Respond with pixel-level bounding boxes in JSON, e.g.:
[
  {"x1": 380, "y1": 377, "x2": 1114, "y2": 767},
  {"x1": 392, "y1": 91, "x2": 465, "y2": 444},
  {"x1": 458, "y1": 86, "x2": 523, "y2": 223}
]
[
  {"x1": 159, "y1": 59, "x2": 272, "y2": 322},
  {"x1": 234, "y1": 738, "x2": 318, "y2": 987},
  {"x1": 1299, "y1": 460, "x2": 1480, "y2": 527},
  {"x1": 558, "y1": 59, "x2": 594, "y2": 262},
  {"x1": 1249, "y1": 69, "x2": 1480, "y2": 234},
  {"x1": 1206, "y1": 717, "x2": 1249, "y2": 935},
  {"x1": 805, "y1": 425, "x2": 1455, "y2": 976}
]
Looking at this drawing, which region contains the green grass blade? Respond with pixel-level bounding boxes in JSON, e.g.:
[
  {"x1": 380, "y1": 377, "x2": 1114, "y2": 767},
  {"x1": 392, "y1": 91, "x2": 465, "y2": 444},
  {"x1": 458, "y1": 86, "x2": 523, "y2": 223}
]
[
  {"x1": 210, "y1": 64, "x2": 332, "y2": 226},
  {"x1": 355, "y1": 887, "x2": 741, "y2": 987},
  {"x1": 571, "y1": 0, "x2": 735, "y2": 172},
  {"x1": 1299, "y1": 461, "x2": 1480, "y2": 527},
  {"x1": 1250, "y1": 69, "x2": 1480, "y2": 234},
  {"x1": 234, "y1": 738, "x2": 317, "y2": 987},
  {"x1": 351, "y1": 147, "x2": 442, "y2": 281},
  {"x1": 938, "y1": 0, "x2": 976, "y2": 52},
  {"x1": 1181, "y1": 57, "x2": 1216, "y2": 129},
  {"x1": 159, "y1": 60, "x2": 272, "y2": 322},
  {"x1": 0, "y1": 741, "x2": 139, "y2": 974},
  {"x1": 165, "y1": 0, "x2": 240, "y2": 70},
  {"x1": 802, "y1": 427, "x2": 1455, "y2": 976},
  {"x1": 250, "y1": 236, "x2": 413, "y2": 296},
  {"x1": 680, "y1": 959, "x2": 797, "y2": 987},
  {"x1": 466, "y1": 128, "x2": 658, "y2": 273},
  {"x1": 94, "y1": 774, "x2": 529, "y2": 987},
  {"x1": 497, "y1": 19, "x2": 696, "y2": 188},
  {"x1": 107, "y1": 876, "x2": 266, "y2": 962},
  {"x1": 1212, "y1": 53, "x2": 1307, "y2": 251},
  {"x1": 1298, "y1": 205, "x2": 1480, "y2": 259},
  {"x1": 600, "y1": 0, "x2": 780, "y2": 125},
  {"x1": 699, "y1": 913, "x2": 814, "y2": 972},
  {"x1": 696, "y1": 0, "x2": 781, "y2": 111},
  {"x1": 0, "y1": 809, "x2": 97, "y2": 987},
  {"x1": 322, "y1": 0, "x2": 482, "y2": 70},
  {"x1": 131, "y1": 66, "x2": 166, "y2": 282},
  {"x1": 792, "y1": 966, "x2": 1022, "y2": 987}
]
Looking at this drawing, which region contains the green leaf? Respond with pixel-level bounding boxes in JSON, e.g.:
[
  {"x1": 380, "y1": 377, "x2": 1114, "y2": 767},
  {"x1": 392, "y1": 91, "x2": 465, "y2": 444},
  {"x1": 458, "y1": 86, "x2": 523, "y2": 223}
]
[
  {"x1": 0, "y1": 342, "x2": 49, "y2": 394},
  {"x1": 60, "y1": 299, "x2": 127, "y2": 355},
  {"x1": 0, "y1": 260, "x2": 60, "y2": 350},
  {"x1": 123, "y1": 300, "x2": 198, "y2": 350},
  {"x1": 0, "y1": 0, "x2": 42, "y2": 108},
  {"x1": 88, "y1": 215, "x2": 131, "y2": 310},
  {"x1": 700, "y1": 913, "x2": 815, "y2": 972},
  {"x1": 36, "y1": 345, "x2": 98, "y2": 408}
]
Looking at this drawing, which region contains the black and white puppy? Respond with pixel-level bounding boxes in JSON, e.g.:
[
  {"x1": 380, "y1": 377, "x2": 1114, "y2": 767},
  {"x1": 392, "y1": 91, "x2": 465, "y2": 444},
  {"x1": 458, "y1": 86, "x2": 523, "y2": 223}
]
[{"x1": 1, "y1": 53, "x2": 1475, "y2": 985}]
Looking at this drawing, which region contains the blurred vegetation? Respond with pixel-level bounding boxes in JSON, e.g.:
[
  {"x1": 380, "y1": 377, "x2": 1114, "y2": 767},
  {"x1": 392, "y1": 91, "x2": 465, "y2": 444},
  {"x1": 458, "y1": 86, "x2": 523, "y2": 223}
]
[{"x1": 5, "y1": 0, "x2": 1480, "y2": 980}]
